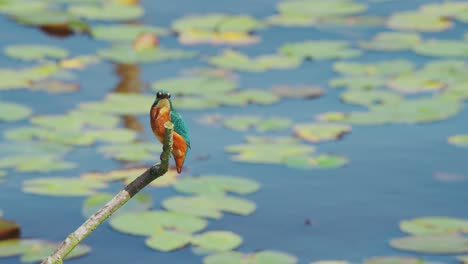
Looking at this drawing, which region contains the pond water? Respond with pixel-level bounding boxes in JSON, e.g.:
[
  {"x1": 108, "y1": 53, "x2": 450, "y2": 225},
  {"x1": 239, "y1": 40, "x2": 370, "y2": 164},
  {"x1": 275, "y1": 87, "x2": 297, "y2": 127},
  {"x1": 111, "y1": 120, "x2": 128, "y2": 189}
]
[{"x1": 0, "y1": 0, "x2": 467, "y2": 263}]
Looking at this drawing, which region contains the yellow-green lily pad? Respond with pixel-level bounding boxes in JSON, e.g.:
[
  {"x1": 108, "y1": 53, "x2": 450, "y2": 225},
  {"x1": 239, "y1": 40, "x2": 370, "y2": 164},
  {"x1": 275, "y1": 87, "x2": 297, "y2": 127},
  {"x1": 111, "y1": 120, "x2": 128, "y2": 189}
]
[
  {"x1": 109, "y1": 210, "x2": 207, "y2": 236},
  {"x1": 360, "y1": 32, "x2": 421, "y2": 51},
  {"x1": 145, "y1": 230, "x2": 192, "y2": 252},
  {"x1": 152, "y1": 76, "x2": 237, "y2": 96},
  {"x1": 192, "y1": 231, "x2": 242, "y2": 252},
  {"x1": 340, "y1": 90, "x2": 403, "y2": 106},
  {"x1": 173, "y1": 14, "x2": 264, "y2": 33},
  {"x1": 400, "y1": 217, "x2": 468, "y2": 235},
  {"x1": 22, "y1": 177, "x2": 107, "y2": 197},
  {"x1": 162, "y1": 195, "x2": 256, "y2": 219},
  {"x1": 363, "y1": 256, "x2": 423, "y2": 264},
  {"x1": 204, "y1": 250, "x2": 297, "y2": 264},
  {"x1": 387, "y1": 11, "x2": 452, "y2": 32},
  {"x1": 68, "y1": 3, "x2": 143, "y2": 21},
  {"x1": 277, "y1": 0, "x2": 367, "y2": 20},
  {"x1": 293, "y1": 123, "x2": 351, "y2": 143},
  {"x1": 333, "y1": 60, "x2": 414, "y2": 76},
  {"x1": 91, "y1": 24, "x2": 168, "y2": 42},
  {"x1": 271, "y1": 85, "x2": 324, "y2": 99},
  {"x1": 82, "y1": 192, "x2": 152, "y2": 218},
  {"x1": 413, "y1": 40, "x2": 468, "y2": 58},
  {"x1": 390, "y1": 235, "x2": 468, "y2": 254},
  {"x1": 173, "y1": 175, "x2": 260, "y2": 196},
  {"x1": 0, "y1": 101, "x2": 31, "y2": 122},
  {"x1": 4, "y1": 44, "x2": 68, "y2": 61},
  {"x1": 388, "y1": 73, "x2": 445, "y2": 94},
  {"x1": 448, "y1": 135, "x2": 468, "y2": 147},
  {"x1": 98, "y1": 142, "x2": 162, "y2": 162},
  {"x1": 280, "y1": 40, "x2": 361, "y2": 60},
  {"x1": 98, "y1": 45, "x2": 197, "y2": 64}
]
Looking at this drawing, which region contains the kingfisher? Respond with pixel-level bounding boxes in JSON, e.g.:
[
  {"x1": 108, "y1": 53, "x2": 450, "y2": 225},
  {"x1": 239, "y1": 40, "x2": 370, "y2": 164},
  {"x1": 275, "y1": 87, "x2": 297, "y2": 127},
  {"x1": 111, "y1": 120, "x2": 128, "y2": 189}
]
[{"x1": 150, "y1": 90, "x2": 190, "y2": 173}]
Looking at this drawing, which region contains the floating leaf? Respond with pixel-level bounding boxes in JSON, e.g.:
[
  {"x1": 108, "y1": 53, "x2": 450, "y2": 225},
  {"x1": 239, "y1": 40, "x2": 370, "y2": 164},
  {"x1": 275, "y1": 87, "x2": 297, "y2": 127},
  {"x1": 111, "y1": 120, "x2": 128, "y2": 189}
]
[
  {"x1": 178, "y1": 30, "x2": 260, "y2": 45},
  {"x1": 277, "y1": 0, "x2": 367, "y2": 19},
  {"x1": 192, "y1": 231, "x2": 242, "y2": 252},
  {"x1": 79, "y1": 93, "x2": 151, "y2": 115},
  {"x1": 172, "y1": 14, "x2": 263, "y2": 33},
  {"x1": 68, "y1": 4, "x2": 143, "y2": 21},
  {"x1": 98, "y1": 142, "x2": 162, "y2": 162},
  {"x1": 109, "y1": 210, "x2": 207, "y2": 236},
  {"x1": 82, "y1": 192, "x2": 152, "y2": 218},
  {"x1": 174, "y1": 175, "x2": 260, "y2": 196},
  {"x1": 22, "y1": 177, "x2": 106, "y2": 197},
  {"x1": 257, "y1": 117, "x2": 293, "y2": 132},
  {"x1": 162, "y1": 195, "x2": 256, "y2": 219},
  {"x1": 152, "y1": 76, "x2": 237, "y2": 96},
  {"x1": 271, "y1": 85, "x2": 324, "y2": 99},
  {"x1": 387, "y1": 11, "x2": 452, "y2": 32},
  {"x1": 99, "y1": 45, "x2": 197, "y2": 64},
  {"x1": 91, "y1": 24, "x2": 167, "y2": 42},
  {"x1": 145, "y1": 230, "x2": 192, "y2": 252},
  {"x1": 390, "y1": 235, "x2": 468, "y2": 254},
  {"x1": 0, "y1": 239, "x2": 90, "y2": 261},
  {"x1": 400, "y1": 217, "x2": 468, "y2": 235},
  {"x1": 223, "y1": 116, "x2": 261, "y2": 131},
  {"x1": 388, "y1": 73, "x2": 445, "y2": 94},
  {"x1": 4, "y1": 45, "x2": 68, "y2": 61},
  {"x1": 360, "y1": 32, "x2": 421, "y2": 51},
  {"x1": 448, "y1": 135, "x2": 468, "y2": 147},
  {"x1": 340, "y1": 90, "x2": 403, "y2": 106},
  {"x1": 413, "y1": 40, "x2": 468, "y2": 58},
  {"x1": 204, "y1": 250, "x2": 297, "y2": 264},
  {"x1": 285, "y1": 154, "x2": 349, "y2": 169},
  {"x1": 363, "y1": 256, "x2": 422, "y2": 264},
  {"x1": 294, "y1": 123, "x2": 351, "y2": 143},
  {"x1": 280, "y1": 41, "x2": 361, "y2": 60},
  {"x1": 330, "y1": 76, "x2": 386, "y2": 90},
  {"x1": 0, "y1": 101, "x2": 31, "y2": 122},
  {"x1": 333, "y1": 60, "x2": 414, "y2": 76}
]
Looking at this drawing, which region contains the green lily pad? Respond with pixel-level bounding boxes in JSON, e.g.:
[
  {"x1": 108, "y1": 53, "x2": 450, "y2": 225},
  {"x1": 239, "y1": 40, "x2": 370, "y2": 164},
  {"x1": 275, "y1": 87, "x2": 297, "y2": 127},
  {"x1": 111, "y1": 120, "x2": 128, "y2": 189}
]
[
  {"x1": 0, "y1": 218, "x2": 20, "y2": 240},
  {"x1": 400, "y1": 217, "x2": 468, "y2": 235},
  {"x1": 208, "y1": 50, "x2": 301, "y2": 72},
  {"x1": 109, "y1": 210, "x2": 207, "y2": 236},
  {"x1": 257, "y1": 117, "x2": 293, "y2": 132},
  {"x1": 228, "y1": 90, "x2": 281, "y2": 105},
  {"x1": 79, "y1": 93, "x2": 151, "y2": 115},
  {"x1": 0, "y1": 0, "x2": 46, "y2": 16},
  {"x1": 363, "y1": 256, "x2": 423, "y2": 264},
  {"x1": 360, "y1": 32, "x2": 421, "y2": 51},
  {"x1": 204, "y1": 250, "x2": 297, "y2": 264},
  {"x1": 293, "y1": 123, "x2": 351, "y2": 143},
  {"x1": 178, "y1": 30, "x2": 260, "y2": 45},
  {"x1": 226, "y1": 136, "x2": 315, "y2": 165},
  {"x1": 162, "y1": 195, "x2": 256, "y2": 219},
  {"x1": 192, "y1": 231, "x2": 242, "y2": 252},
  {"x1": 223, "y1": 116, "x2": 261, "y2": 131},
  {"x1": 311, "y1": 261, "x2": 351, "y2": 264},
  {"x1": 173, "y1": 175, "x2": 260, "y2": 196},
  {"x1": 82, "y1": 192, "x2": 152, "y2": 218},
  {"x1": 390, "y1": 235, "x2": 468, "y2": 254},
  {"x1": 98, "y1": 45, "x2": 197, "y2": 64},
  {"x1": 98, "y1": 142, "x2": 162, "y2": 162},
  {"x1": 388, "y1": 73, "x2": 445, "y2": 94},
  {"x1": 330, "y1": 76, "x2": 386, "y2": 90},
  {"x1": 387, "y1": 11, "x2": 452, "y2": 32},
  {"x1": 22, "y1": 177, "x2": 106, "y2": 197},
  {"x1": 271, "y1": 85, "x2": 324, "y2": 99},
  {"x1": 448, "y1": 135, "x2": 468, "y2": 147},
  {"x1": 0, "y1": 101, "x2": 31, "y2": 122},
  {"x1": 4, "y1": 44, "x2": 68, "y2": 61},
  {"x1": 280, "y1": 41, "x2": 361, "y2": 60},
  {"x1": 152, "y1": 76, "x2": 237, "y2": 96},
  {"x1": 420, "y1": 60, "x2": 468, "y2": 84},
  {"x1": 277, "y1": 0, "x2": 367, "y2": 19},
  {"x1": 68, "y1": 3, "x2": 143, "y2": 21},
  {"x1": 0, "y1": 63, "x2": 60, "y2": 91},
  {"x1": 333, "y1": 60, "x2": 414, "y2": 76},
  {"x1": 173, "y1": 14, "x2": 263, "y2": 33},
  {"x1": 0, "y1": 239, "x2": 90, "y2": 261},
  {"x1": 0, "y1": 155, "x2": 75, "y2": 173},
  {"x1": 145, "y1": 230, "x2": 192, "y2": 252},
  {"x1": 285, "y1": 154, "x2": 349, "y2": 169},
  {"x1": 91, "y1": 24, "x2": 168, "y2": 42},
  {"x1": 413, "y1": 40, "x2": 468, "y2": 58},
  {"x1": 420, "y1": 2, "x2": 468, "y2": 17},
  {"x1": 340, "y1": 90, "x2": 403, "y2": 106}
]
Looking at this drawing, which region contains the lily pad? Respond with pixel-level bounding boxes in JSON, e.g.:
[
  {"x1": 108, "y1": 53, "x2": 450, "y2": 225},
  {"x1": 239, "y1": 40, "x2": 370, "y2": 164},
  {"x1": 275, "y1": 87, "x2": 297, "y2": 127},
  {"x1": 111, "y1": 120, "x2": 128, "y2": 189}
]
[
  {"x1": 340, "y1": 90, "x2": 403, "y2": 106},
  {"x1": 448, "y1": 135, "x2": 468, "y2": 147},
  {"x1": 22, "y1": 177, "x2": 107, "y2": 197},
  {"x1": 91, "y1": 24, "x2": 168, "y2": 42},
  {"x1": 400, "y1": 217, "x2": 468, "y2": 235},
  {"x1": 178, "y1": 30, "x2": 260, "y2": 45},
  {"x1": 360, "y1": 32, "x2": 421, "y2": 51},
  {"x1": 271, "y1": 85, "x2": 324, "y2": 99},
  {"x1": 82, "y1": 192, "x2": 152, "y2": 218},
  {"x1": 330, "y1": 76, "x2": 386, "y2": 90},
  {"x1": 98, "y1": 45, "x2": 197, "y2": 64},
  {"x1": 226, "y1": 136, "x2": 315, "y2": 165},
  {"x1": 0, "y1": 101, "x2": 31, "y2": 122},
  {"x1": 79, "y1": 93, "x2": 151, "y2": 115},
  {"x1": 280, "y1": 40, "x2": 361, "y2": 60},
  {"x1": 390, "y1": 235, "x2": 468, "y2": 254},
  {"x1": 152, "y1": 76, "x2": 237, "y2": 96},
  {"x1": 223, "y1": 116, "x2": 261, "y2": 131},
  {"x1": 192, "y1": 231, "x2": 242, "y2": 252},
  {"x1": 173, "y1": 175, "x2": 260, "y2": 196},
  {"x1": 145, "y1": 230, "x2": 192, "y2": 252},
  {"x1": 109, "y1": 210, "x2": 207, "y2": 236},
  {"x1": 257, "y1": 117, "x2": 293, "y2": 132},
  {"x1": 333, "y1": 60, "x2": 414, "y2": 76},
  {"x1": 387, "y1": 11, "x2": 452, "y2": 32},
  {"x1": 285, "y1": 154, "x2": 349, "y2": 169},
  {"x1": 68, "y1": 3, "x2": 143, "y2": 21},
  {"x1": 204, "y1": 250, "x2": 297, "y2": 264},
  {"x1": 98, "y1": 142, "x2": 162, "y2": 162},
  {"x1": 173, "y1": 14, "x2": 263, "y2": 33},
  {"x1": 4, "y1": 44, "x2": 68, "y2": 61},
  {"x1": 363, "y1": 256, "x2": 423, "y2": 264},
  {"x1": 388, "y1": 73, "x2": 445, "y2": 94},
  {"x1": 162, "y1": 195, "x2": 256, "y2": 219},
  {"x1": 276, "y1": 0, "x2": 367, "y2": 20},
  {"x1": 413, "y1": 40, "x2": 468, "y2": 58},
  {"x1": 293, "y1": 123, "x2": 351, "y2": 143}
]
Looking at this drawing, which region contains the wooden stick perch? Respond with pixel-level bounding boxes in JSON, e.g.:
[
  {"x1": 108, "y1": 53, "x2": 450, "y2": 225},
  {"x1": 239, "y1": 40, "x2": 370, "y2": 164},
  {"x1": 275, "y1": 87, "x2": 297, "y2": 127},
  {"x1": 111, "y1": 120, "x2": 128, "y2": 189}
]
[{"x1": 42, "y1": 122, "x2": 174, "y2": 264}]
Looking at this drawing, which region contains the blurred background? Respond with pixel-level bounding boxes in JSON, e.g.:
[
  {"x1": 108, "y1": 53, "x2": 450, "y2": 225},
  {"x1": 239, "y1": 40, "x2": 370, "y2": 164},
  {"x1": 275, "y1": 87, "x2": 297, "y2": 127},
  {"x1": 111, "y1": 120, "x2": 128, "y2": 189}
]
[{"x1": 0, "y1": 0, "x2": 468, "y2": 263}]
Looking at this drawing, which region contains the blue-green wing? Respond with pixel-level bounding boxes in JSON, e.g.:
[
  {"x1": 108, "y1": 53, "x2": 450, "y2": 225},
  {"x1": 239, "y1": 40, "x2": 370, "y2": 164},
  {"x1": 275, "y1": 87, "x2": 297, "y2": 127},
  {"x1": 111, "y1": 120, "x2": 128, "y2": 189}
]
[{"x1": 171, "y1": 110, "x2": 191, "y2": 149}]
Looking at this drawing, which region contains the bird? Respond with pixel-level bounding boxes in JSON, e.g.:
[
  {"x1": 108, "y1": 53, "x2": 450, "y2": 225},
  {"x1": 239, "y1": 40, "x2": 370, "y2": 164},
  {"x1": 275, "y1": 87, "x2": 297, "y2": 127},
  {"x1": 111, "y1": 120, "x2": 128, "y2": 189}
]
[{"x1": 150, "y1": 90, "x2": 190, "y2": 173}]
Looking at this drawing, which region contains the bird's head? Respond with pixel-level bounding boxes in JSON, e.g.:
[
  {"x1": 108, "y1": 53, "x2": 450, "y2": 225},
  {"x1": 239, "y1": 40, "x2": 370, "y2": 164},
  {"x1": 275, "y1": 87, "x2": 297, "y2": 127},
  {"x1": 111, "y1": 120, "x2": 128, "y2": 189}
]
[{"x1": 151, "y1": 90, "x2": 173, "y2": 109}]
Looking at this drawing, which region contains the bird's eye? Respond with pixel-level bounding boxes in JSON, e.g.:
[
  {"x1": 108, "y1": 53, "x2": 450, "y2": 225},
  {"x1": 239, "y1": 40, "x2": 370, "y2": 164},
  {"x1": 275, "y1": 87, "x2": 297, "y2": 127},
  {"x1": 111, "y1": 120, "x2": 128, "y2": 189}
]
[
  {"x1": 167, "y1": 93, "x2": 171, "y2": 98},
  {"x1": 157, "y1": 92, "x2": 162, "y2": 98}
]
